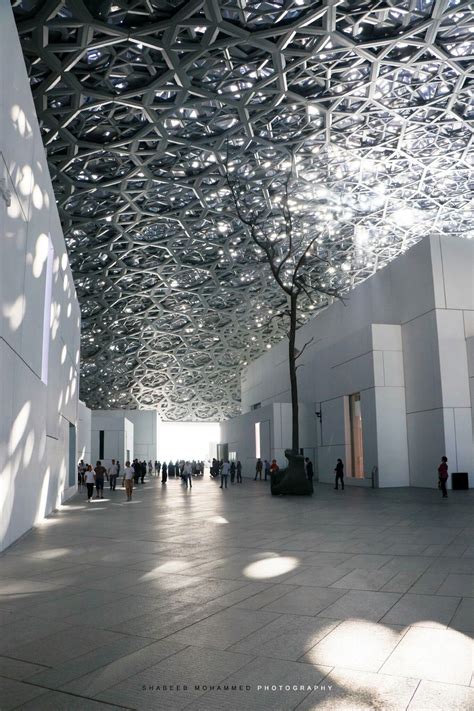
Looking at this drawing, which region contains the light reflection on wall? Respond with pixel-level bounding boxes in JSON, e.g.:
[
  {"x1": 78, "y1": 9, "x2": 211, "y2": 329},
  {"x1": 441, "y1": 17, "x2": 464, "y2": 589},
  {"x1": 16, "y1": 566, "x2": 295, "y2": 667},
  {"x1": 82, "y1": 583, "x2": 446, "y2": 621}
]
[{"x1": 157, "y1": 421, "x2": 219, "y2": 462}]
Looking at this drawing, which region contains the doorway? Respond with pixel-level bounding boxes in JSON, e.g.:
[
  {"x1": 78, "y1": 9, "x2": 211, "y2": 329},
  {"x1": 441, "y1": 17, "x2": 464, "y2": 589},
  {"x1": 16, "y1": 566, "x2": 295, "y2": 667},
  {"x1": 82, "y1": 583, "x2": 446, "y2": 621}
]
[{"x1": 349, "y1": 393, "x2": 364, "y2": 478}]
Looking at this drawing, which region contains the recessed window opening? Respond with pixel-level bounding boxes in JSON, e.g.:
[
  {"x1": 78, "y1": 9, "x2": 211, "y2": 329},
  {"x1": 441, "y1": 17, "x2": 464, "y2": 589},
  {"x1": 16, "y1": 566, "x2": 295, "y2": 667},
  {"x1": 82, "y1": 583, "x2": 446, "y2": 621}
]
[{"x1": 41, "y1": 237, "x2": 54, "y2": 384}]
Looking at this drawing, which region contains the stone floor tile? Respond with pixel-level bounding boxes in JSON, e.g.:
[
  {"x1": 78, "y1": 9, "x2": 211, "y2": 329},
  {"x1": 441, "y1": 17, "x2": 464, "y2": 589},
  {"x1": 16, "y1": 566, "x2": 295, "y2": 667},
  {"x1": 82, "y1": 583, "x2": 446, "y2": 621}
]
[
  {"x1": 284, "y1": 566, "x2": 350, "y2": 587},
  {"x1": 262, "y1": 586, "x2": 346, "y2": 616},
  {"x1": 302, "y1": 620, "x2": 408, "y2": 672},
  {"x1": 408, "y1": 679, "x2": 474, "y2": 710},
  {"x1": 380, "y1": 593, "x2": 461, "y2": 628},
  {"x1": 232, "y1": 583, "x2": 298, "y2": 610},
  {"x1": 296, "y1": 669, "x2": 419, "y2": 710},
  {"x1": 164, "y1": 607, "x2": 280, "y2": 649},
  {"x1": 6, "y1": 626, "x2": 127, "y2": 667},
  {"x1": 0, "y1": 677, "x2": 48, "y2": 710},
  {"x1": 330, "y1": 568, "x2": 397, "y2": 591},
  {"x1": 380, "y1": 627, "x2": 473, "y2": 685},
  {"x1": 437, "y1": 574, "x2": 474, "y2": 597},
  {"x1": 95, "y1": 645, "x2": 252, "y2": 710},
  {"x1": 187, "y1": 656, "x2": 332, "y2": 711},
  {"x1": 317, "y1": 590, "x2": 401, "y2": 622},
  {"x1": 409, "y1": 570, "x2": 449, "y2": 594},
  {"x1": 448, "y1": 597, "x2": 474, "y2": 633},
  {"x1": 380, "y1": 571, "x2": 423, "y2": 593},
  {"x1": 60, "y1": 639, "x2": 187, "y2": 696},
  {"x1": 16, "y1": 690, "x2": 126, "y2": 710},
  {"x1": 337, "y1": 555, "x2": 393, "y2": 571},
  {"x1": 0, "y1": 655, "x2": 48, "y2": 681},
  {"x1": 229, "y1": 614, "x2": 338, "y2": 660}
]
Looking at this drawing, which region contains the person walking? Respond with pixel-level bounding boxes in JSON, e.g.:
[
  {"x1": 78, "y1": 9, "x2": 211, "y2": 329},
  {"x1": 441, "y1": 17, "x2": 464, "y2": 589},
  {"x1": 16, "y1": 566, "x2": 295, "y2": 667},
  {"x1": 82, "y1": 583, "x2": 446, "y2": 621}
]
[
  {"x1": 305, "y1": 457, "x2": 314, "y2": 482},
  {"x1": 132, "y1": 459, "x2": 140, "y2": 485},
  {"x1": 334, "y1": 459, "x2": 344, "y2": 490},
  {"x1": 183, "y1": 461, "x2": 192, "y2": 488},
  {"x1": 84, "y1": 464, "x2": 95, "y2": 502},
  {"x1": 161, "y1": 461, "x2": 168, "y2": 483},
  {"x1": 108, "y1": 459, "x2": 118, "y2": 491},
  {"x1": 264, "y1": 459, "x2": 270, "y2": 481},
  {"x1": 438, "y1": 456, "x2": 449, "y2": 498},
  {"x1": 156, "y1": 460, "x2": 161, "y2": 477},
  {"x1": 78, "y1": 460, "x2": 86, "y2": 489},
  {"x1": 255, "y1": 458, "x2": 263, "y2": 480},
  {"x1": 220, "y1": 460, "x2": 230, "y2": 488},
  {"x1": 94, "y1": 460, "x2": 106, "y2": 499},
  {"x1": 230, "y1": 461, "x2": 236, "y2": 484},
  {"x1": 116, "y1": 460, "x2": 121, "y2": 480},
  {"x1": 236, "y1": 460, "x2": 242, "y2": 483},
  {"x1": 123, "y1": 460, "x2": 134, "y2": 501}
]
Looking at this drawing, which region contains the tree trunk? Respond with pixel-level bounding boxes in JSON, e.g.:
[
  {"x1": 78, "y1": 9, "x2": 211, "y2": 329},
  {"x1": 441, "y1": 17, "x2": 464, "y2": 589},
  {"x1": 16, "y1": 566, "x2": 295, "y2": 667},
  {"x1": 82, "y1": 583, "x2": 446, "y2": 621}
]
[{"x1": 288, "y1": 293, "x2": 299, "y2": 454}]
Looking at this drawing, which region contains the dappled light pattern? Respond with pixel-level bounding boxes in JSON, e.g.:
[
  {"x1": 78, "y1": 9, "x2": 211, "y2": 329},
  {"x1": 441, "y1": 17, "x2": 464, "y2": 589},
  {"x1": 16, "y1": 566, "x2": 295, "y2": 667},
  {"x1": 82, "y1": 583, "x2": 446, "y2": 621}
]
[
  {"x1": 244, "y1": 555, "x2": 300, "y2": 580},
  {"x1": 13, "y1": 0, "x2": 474, "y2": 419}
]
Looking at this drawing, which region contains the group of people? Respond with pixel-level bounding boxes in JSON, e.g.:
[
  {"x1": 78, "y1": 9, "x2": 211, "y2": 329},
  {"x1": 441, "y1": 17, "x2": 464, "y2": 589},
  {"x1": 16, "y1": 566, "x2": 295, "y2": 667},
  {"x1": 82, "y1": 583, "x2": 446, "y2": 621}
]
[
  {"x1": 209, "y1": 459, "x2": 243, "y2": 487},
  {"x1": 153, "y1": 460, "x2": 205, "y2": 482},
  {"x1": 78, "y1": 459, "x2": 122, "y2": 501}
]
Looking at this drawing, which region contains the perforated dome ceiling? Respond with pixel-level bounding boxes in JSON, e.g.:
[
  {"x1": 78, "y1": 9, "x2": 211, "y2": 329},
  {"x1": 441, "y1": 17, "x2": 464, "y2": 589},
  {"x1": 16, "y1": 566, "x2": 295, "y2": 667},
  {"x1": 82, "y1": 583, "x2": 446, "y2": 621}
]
[{"x1": 14, "y1": 0, "x2": 473, "y2": 420}]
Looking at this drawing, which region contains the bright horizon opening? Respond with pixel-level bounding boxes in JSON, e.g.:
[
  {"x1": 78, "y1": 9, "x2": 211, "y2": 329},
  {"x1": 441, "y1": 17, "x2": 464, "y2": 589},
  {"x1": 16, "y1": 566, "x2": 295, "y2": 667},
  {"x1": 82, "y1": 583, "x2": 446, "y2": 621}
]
[{"x1": 157, "y1": 421, "x2": 219, "y2": 462}]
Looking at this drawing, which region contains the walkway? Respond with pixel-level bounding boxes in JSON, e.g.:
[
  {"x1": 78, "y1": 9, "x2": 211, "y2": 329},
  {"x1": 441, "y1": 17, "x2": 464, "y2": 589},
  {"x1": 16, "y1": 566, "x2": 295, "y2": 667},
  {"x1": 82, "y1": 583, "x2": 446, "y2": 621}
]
[{"x1": 0, "y1": 476, "x2": 473, "y2": 710}]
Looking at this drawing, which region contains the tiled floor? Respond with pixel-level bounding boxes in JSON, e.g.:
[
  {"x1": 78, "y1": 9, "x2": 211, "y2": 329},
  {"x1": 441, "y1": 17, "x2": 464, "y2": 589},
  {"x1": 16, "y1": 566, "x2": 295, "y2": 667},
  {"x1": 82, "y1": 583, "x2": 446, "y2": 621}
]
[{"x1": 0, "y1": 476, "x2": 473, "y2": 710}]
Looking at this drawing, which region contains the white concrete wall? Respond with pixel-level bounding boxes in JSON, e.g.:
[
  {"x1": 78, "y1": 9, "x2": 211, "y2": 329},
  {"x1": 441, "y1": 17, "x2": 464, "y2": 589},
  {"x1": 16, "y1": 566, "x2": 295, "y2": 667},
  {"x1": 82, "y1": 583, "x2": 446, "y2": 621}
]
[
  {"x1": 0, "y1": 4, "x2": 81, "y2": 550},
  {"x1": 219, "y1": 402, "x2": 316, "y2": 479},
  {"x1": 91, "y1": 412, "x2": 134, "y2": 468},
  {"x1": 77, "y1": 401, "x2": 92, "y2": 465},
  {"x1": 234, "y1": 236, "x2": 474, "y2": 488},
  {"x1": 91, "y1": 409, "x2": 157, "y2": 463}
]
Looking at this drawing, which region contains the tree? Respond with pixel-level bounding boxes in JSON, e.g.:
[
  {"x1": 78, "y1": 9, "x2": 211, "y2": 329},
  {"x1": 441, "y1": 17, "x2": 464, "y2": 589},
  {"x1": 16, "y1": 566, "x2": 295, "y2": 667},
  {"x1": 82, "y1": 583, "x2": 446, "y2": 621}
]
[{"x1": 225, "y1": 148, "x2": 343, "y2": 457}]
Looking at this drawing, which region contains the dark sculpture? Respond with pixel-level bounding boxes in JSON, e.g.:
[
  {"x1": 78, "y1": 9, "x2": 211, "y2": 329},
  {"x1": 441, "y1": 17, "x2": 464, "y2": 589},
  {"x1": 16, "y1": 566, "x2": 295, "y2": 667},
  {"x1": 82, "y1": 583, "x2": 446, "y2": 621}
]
[{"x1": 270, "y1": 450, "x2": 313, "y2": 496}]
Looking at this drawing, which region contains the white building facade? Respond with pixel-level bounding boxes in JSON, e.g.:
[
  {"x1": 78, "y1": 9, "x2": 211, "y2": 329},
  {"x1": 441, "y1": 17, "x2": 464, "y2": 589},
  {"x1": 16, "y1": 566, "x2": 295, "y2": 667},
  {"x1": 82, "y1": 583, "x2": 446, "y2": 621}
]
[
  {"x1": 220, "y1": 235, "x2": 474, "y2": 488},
  {"x1": 0, "y1": 6, "x2": 82, "y2": 551}
]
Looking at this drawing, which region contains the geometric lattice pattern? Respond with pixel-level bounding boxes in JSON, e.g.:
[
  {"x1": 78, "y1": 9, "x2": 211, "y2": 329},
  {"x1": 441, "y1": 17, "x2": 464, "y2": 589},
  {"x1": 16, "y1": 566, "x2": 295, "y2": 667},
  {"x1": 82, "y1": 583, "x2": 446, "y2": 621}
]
[{"x1": 14, "y1": 1, "x2": 474, "y2": 420}]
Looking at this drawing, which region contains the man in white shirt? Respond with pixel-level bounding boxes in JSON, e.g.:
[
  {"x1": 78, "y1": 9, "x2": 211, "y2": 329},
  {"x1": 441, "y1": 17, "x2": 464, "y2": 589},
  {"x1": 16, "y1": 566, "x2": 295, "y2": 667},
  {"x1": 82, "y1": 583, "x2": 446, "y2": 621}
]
[
  {"x1": 108, "y1": 459, "x2": 118, "y2": 491},
  {"x1": 220, "y1": 460, "x2": 230, "y2": 489},
  {"x1": 123, "y1": 461, "x2": 134, "y2": 501}
]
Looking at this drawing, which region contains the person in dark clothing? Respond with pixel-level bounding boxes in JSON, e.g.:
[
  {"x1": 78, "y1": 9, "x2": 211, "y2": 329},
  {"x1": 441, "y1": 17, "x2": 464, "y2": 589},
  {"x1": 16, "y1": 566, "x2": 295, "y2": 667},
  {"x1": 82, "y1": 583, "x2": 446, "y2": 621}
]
[
  {"x1": 230, "y1": 461, "x2": 236, "y2": 483},
  {"x1": 438, "y1": 456, "x2": 448, "y2": 498},
  {"x1": 255, "y1": 458, "x2": 263, "y2": 480},
  {"x1": 305, "y1": 457, "x2": 314, "y2": 481},
  {"x1": 161, "y1": 461, "x2": 168, "y2": 483},
  {"x1": 334, "y1": 459, "x2": 344, "y2": 490},
  {"x1": 140, "y1": 461, "x2": 147, "y2": 483},
  {"x1": 132, "y1": 459, "x2": 140, "y2": 485},
  {"x1": 236, "y1": 460, "x2": 242, "y2": 483},
  {"x1": 94, "y1": 460, "x2": 106, "y2": 498},
  {"x1": 168, "y1": 461, "x2": 175, "y2": 478}
]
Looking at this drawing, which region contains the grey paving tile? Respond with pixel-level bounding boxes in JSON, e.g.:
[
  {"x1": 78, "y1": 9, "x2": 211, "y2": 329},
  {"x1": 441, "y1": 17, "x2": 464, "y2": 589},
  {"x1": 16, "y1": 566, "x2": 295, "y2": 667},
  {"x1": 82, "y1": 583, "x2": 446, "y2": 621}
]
[
  {"x1": 61, "y1": 639, "x2": 187, "y2": 697},
  {"x1": 448, "y1": 597, "x2": 474, "y2": 633},
  {"x1": 6, "y1": 627, "x2": 127, "y2": 667},
  {"x1": 16, "y1": 690, "x2": 125, "y2": 710},
  {"x1": 380, "y1": 627, "x2": 473, "y2": 685},
  {"x1": 164, "y1": 607, "x2": 280, "y2": 649},
  {"x1": 187, "y1": 656, "x2": 332, "y2": 711},
  {"x1": 0, "y1": 617, "x2": 70, "y2": 655},
  {"x1": 317, "y1": 590, "x2": 401, "y2": 622},
  {"x1": 96, "y1": 645, "x2": 252, "y2": 710},
  {"x1": 229, "y1": 614, "x2": 338, "y2": 660},
  {"x1": 232, "y1": 583, "x2": 298, "y2": 610},
  {"x1": 330, "y1": 568, "x2": 397, "y2": 592},
  {"x1": 28, "y1": 634, "x2": 153, "y2": 689},
  {"x1": 409, "y1": 570, "x2": 449, "y2": 594},
  {"x1": 408, "y1": 679, "x2": 474, "y2": 710},
  {"x1": 380, "y1": 593, "x2": 461, "y2": 628},
  {"x1": 437, "y1": 573, "x2": 474, "y2": 597},
  {"x1": 337, "y1": 555, "x2": 393, "y2": 571},
  {"x1": 296, "y1": 668, "x2": 419, "y2": 710},
  {"x1": 380, "y1": 571, "x2": 423, "y2": 593},
  {"x1": 262, "y1": 586, "x2": 346, "y2": 616},
  {"x1": 0, "y1": 677, "x2": 48, "y2": 710},
  {"x1": 0, "y1": 655, "x2": 47, "y2": 681},
  {"x1": 304, "y1": 620, "x2": 410, "y2": 673},
  {"x1": 284, "y1": 566, "x2": 349, "y2": 587}
]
